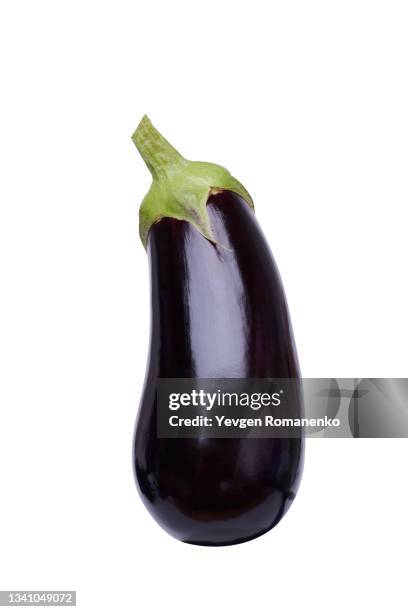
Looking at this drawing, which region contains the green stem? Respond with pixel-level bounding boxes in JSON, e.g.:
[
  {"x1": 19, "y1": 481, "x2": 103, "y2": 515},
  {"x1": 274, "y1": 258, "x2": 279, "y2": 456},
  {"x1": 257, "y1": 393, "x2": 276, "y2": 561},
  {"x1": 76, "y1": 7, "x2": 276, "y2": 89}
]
[
  {"x1": 131, "y1": 115, "x2": 254, "y2": 248},
  {"x1": 131, "y1": 115, "x2": 186, "y2": 179}
]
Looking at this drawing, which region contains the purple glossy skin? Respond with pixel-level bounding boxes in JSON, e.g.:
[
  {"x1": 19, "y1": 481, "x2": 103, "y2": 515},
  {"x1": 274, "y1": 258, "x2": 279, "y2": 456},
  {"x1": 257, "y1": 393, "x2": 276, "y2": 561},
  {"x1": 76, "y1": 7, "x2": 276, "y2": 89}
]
[{"x1": 133, "y1": 191, "x2": 304, "y2": 545}]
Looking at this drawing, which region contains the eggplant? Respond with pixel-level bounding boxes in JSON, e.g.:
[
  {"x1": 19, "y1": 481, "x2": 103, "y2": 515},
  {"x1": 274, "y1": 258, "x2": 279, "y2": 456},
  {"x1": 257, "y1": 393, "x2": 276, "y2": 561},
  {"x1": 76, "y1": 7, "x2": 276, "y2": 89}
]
[{"x1": 132, "y1": 116, "x2": 303, "y2": 545}]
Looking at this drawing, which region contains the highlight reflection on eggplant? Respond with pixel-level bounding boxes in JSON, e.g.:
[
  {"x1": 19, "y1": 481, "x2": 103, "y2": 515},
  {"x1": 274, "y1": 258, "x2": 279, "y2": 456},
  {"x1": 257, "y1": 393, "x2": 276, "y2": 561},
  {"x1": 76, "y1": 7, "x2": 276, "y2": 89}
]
[{"x1": 132, "y1": 116, "x2": 304, "y2": 545}]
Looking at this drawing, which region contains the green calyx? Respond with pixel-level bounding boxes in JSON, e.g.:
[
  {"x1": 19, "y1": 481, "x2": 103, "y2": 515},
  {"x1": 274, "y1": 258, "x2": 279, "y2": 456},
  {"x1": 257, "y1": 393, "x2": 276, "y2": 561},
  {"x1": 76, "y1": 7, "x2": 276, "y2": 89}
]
[{"x1": 131, "y1": 115, "x2": 254, "y2": 248}]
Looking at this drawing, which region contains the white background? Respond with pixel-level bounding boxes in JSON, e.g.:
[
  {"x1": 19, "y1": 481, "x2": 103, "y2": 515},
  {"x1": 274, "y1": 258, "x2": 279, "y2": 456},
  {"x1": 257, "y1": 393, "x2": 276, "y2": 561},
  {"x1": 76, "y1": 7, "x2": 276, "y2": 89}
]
[{"x1": 0, "y1": 1, "x2": 407, "y2": 610}]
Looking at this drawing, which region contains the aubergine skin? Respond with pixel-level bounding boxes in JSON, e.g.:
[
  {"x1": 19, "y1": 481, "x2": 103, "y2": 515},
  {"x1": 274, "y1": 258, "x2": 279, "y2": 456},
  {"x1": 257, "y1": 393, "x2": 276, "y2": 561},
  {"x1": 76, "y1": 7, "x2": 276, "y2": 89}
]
[{"x1": 133, "y1": 190, "x2": 304, "y2": 546}]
